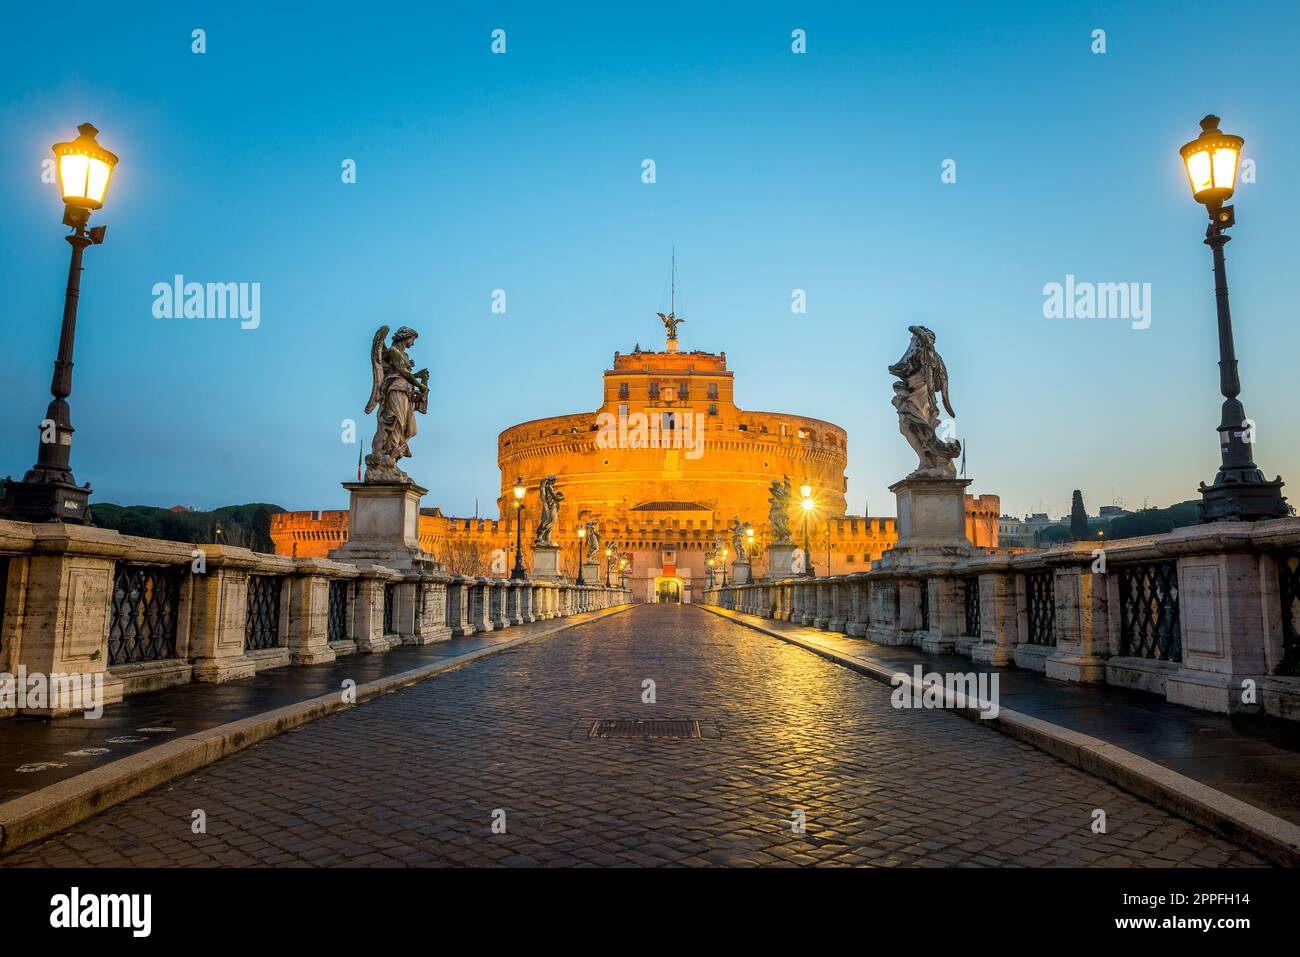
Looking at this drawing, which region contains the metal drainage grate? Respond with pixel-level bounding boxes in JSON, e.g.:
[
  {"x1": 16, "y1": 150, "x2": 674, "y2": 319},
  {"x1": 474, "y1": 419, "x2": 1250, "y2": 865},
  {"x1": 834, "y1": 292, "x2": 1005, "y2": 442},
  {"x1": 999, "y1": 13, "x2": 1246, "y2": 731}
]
[{"x1": 577, "y1": 718, "x2": 718, "y2": 740}]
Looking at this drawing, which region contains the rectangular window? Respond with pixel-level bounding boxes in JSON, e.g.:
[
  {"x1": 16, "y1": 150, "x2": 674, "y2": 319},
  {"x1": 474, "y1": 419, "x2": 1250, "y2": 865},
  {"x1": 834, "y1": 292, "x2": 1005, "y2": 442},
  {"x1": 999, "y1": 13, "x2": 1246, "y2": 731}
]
[
  {"x1": 649, "y1": 383, "x2": 660, "y2": 399},
  {"x1": 618, "y1": 382, "x2": 629, "y2": 399},
  {"x1": 708, "y1": 404, "x2": 717, "y2": 416},
  {"x1": 707, "y1": 383, "x2": 718, "y2": 400}
]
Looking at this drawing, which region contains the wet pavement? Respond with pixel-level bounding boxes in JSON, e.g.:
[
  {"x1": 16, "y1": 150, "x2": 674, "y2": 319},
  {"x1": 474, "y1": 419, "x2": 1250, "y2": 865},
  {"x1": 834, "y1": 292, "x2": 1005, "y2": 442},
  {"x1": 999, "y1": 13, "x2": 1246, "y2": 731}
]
[
  {"x1": 1, "y1": 604, "x2": 1267, "y2": 867},
  {"x1": 706, "y1": 605, "x2": 1300, "y2": 828}
]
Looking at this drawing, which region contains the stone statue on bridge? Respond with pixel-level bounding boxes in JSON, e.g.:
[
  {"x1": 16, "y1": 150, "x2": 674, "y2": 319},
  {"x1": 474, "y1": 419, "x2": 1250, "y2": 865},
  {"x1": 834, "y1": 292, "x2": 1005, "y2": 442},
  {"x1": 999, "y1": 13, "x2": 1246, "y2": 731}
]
[
  {"x1": 534, "y1": 475, "x2": 563, "y2": 547},
  {"x1": 728, "y1": 516, "x2": 750, "y2": 563},
  {"x1": 768, "y1": 476, "x2": 793, "y2": 544},
  {"x1": 888, "y1": 325, "x2": 961, "y2": 480},
  {"x1": 583, "y1": 520, "x2": 602, "y2": 563},
  {"x1": 364, "y1": 325, "x2": 430, "y2": 483}
]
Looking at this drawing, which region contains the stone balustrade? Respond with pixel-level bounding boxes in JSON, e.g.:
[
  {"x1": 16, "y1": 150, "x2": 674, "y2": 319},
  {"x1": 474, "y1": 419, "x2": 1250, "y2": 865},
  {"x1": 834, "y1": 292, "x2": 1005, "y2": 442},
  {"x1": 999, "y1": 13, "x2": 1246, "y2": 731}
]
[
  {"x1": 704, "y1": 516, "x2": 1300, "y2": 721},
  {"x1": 0, "y1": 518, "x2": 631, "y2": 718}
]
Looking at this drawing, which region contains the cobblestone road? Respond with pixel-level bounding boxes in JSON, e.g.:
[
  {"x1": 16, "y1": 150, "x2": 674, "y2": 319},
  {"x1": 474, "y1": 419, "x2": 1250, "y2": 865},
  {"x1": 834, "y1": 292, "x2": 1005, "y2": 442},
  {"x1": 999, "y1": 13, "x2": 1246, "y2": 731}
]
[{"x1": 3, "y1": 605, "x2": 1266, "y2": 866}]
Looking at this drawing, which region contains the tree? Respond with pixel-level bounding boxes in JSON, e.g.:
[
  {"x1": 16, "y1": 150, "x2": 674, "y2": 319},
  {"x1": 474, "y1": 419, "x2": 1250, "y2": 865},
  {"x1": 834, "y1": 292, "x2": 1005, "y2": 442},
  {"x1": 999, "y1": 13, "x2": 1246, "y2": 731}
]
[{"x1": 1069, "y1": 490, "x2": 1089, "y2": 541}]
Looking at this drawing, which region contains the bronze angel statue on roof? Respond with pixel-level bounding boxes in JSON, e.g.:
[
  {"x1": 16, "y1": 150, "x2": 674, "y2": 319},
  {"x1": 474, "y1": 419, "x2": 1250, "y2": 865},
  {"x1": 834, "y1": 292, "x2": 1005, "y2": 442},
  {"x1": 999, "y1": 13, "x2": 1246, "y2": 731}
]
[
  {"x1": 888, "y1": 325, "x2": 960, "y2": 479},
  {"x1": 364, "y1": 325, "x2": 430, "y2": 483},
  {"x1": 657, "y1": 311, "x2": 684, "y2": 340}
]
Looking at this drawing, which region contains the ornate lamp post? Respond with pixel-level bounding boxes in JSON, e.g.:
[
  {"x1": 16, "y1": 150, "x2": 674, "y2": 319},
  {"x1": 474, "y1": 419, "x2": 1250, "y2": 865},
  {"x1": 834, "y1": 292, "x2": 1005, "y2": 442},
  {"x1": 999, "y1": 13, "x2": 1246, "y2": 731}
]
[
  {"x1": 604, "y1": 546, "x2": 613, "y2": 587},
  {"x1": 576, "y1": 526, "x2": 586, "y2": 585},
  {"x1": 618, "y1": 557, "x2": 628, "y2": 589},
  {"x1": 800, "y1": 479, "x2": 815, "y2": 576},
  {"x1": 2, "y1": 124, "x2": 117, "y2": 524},
  {"x1": 1179, "y1": 115, "x2": 1287, "y2": 521},
  {"x1": 706, "y1": 556, "x2": 715, "y2": 588},
  {"x1": 720, "y1": 547, "x2": 729, "y2": 586},
  {"x1": 510, "y1": 476, "x2": 527, "y2": 580}
]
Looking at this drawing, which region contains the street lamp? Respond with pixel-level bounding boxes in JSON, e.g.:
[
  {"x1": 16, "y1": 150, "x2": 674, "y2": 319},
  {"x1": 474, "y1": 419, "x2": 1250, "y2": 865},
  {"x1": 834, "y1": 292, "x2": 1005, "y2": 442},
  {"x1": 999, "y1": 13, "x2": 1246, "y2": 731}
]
[
  {"x1": 706, "y1": 556, "x2": 715, "y2": 588},
  {"x1": 510, "y1": 476, "x2": 527, "y2": 580},
  {"x1": 576, "y1": 526, "x2": 586, "y2": 584},
  {"x1": 604, "y1": 545, "x2": 613, "y2": 587},
  {"x1": 1179, "y1": 115, "x2": 1287, "y2": 521},
  {"x1": 800, "y1": 479, "x2": 815, "y2": 577},
  {"x1": 2, "y1": 124, "x2": 118, "y2": 524},
  {"x1": 721, "y1": 546, "x2": 729, "y2": 586}
]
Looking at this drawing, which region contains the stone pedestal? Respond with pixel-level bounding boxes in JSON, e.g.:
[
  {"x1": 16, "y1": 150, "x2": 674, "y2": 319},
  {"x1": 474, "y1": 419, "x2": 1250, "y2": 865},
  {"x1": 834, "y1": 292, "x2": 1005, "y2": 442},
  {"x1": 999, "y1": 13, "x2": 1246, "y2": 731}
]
[
  {"x1": 580, "y1": 562, "x2": 600, "y2": 586},
  {"x1": 330, "y1": 479, "x2": 429, "y2": 570},
  {"x1": 887, "y1": 477, "x2": 976, "y2": 558},
  {"x1": 531, "y1": 543, "x2": 563, "y2": 581},
  {"x1": 731, "y1": 560, "x2": 751, "y2": 585},
  {"x1": 766, "y1": 542, "x2": 795, "y2": 579}
]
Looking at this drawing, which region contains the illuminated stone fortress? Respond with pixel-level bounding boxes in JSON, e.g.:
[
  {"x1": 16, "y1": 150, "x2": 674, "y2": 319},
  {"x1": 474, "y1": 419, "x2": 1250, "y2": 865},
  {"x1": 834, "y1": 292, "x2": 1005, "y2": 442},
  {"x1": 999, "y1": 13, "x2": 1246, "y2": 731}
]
[{"x1": 272, "y1": 326, "x2": 999, "y2": 602}]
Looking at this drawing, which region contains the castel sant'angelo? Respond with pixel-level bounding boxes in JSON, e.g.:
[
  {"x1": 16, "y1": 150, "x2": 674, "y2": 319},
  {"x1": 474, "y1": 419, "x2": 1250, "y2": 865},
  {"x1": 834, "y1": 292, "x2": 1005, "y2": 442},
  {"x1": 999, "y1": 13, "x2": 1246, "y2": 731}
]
[{"x1": 272, "y1": 318, "x2": 999, "y2": 602}]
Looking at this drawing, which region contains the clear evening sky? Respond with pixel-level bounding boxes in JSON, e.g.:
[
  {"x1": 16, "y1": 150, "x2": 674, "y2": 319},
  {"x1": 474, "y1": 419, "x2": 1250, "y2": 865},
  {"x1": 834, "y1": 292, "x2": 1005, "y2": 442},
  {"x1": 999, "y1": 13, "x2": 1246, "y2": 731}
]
[{"x1": 2, "y1": 2, "x2": 1297, "y2": 520}]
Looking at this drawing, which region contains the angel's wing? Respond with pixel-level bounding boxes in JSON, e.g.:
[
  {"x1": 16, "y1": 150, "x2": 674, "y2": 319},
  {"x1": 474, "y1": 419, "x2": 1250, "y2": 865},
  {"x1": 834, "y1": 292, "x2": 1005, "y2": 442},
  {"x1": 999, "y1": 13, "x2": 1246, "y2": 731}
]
[
  {"x1": 656, "y1": 312, "x2": 669, "y2": 323},
  {"x1": 935, "y1": 355, "x2": 956, "y2": 419},
  {"x1": 364, "y1": 325, "x2": 388, "y2": 415}
]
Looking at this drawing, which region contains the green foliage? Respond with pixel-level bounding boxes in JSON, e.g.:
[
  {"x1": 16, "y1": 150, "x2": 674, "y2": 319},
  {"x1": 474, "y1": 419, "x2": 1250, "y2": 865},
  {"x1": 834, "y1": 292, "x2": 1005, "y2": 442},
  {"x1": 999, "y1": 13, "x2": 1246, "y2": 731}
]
[
  {"x1": 91, "y1": 503, "x2": 285, "y2": 554},
  {"x1": 1103, "y1": 501, "x2": 1200, "y2": 539}
]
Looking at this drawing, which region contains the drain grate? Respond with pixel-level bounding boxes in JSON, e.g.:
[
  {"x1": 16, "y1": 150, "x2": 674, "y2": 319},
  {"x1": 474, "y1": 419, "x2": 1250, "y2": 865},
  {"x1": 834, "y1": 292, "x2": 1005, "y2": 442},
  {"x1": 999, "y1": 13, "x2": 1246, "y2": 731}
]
[{"x1": 577, "y1": 718, "x2": 718, "y2": 740}]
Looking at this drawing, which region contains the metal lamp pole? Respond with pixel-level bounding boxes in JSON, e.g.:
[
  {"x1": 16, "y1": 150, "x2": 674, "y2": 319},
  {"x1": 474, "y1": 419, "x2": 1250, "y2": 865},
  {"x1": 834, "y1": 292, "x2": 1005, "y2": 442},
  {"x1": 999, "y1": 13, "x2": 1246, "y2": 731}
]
[
  {"x1": 510, "y1": 503, "x2": 527, "y2": 579},
  {"x1": 3, "y1": 125, "x2": 117, "y2": 524},
  {"x1": 1179, "y1": 115, "x2": 1287, "y2": 521}
]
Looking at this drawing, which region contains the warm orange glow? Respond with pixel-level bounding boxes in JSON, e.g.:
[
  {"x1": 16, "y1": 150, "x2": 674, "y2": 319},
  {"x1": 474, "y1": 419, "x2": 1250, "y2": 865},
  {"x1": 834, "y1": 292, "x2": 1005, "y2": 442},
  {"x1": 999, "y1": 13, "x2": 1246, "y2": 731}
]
[
  {"x1": 53, "y1": 124, "x2": 117, "y2": 210},
  {"x1": 1180, "y1": 116, "x2": 1243, "y2": 209}
]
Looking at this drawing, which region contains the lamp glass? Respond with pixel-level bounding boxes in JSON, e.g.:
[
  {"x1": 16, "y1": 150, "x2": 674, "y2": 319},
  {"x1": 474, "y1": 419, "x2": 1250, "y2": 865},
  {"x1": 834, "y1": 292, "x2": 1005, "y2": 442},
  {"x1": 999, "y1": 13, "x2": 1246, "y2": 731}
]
[
  {"x1": 1211, "y1": 147, "x2": 1239, "y2": 191},
  {"x1": 800, "y1": 483, "x2": 812, "y2": 498},
  {"x1": 1184, "y1": 149, "x2": 1213, "y2": 195},
  {"x1": 53, "y1": 125, "x2": 117, "y2": 209}
]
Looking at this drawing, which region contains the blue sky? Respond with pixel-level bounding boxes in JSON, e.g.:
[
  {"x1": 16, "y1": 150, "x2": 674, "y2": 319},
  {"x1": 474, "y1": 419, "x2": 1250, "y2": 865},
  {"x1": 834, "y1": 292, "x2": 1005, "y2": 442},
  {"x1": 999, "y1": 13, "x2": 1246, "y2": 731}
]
[{"x1": 2, "y1": 1, "x2": 1298, "y2": 519}]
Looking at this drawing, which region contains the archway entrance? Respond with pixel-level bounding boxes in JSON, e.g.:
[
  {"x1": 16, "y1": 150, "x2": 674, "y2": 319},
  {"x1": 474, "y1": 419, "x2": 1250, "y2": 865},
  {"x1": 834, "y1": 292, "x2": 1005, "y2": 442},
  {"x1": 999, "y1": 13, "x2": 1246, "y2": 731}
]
[{"x1": 654, "y1": 577, "x2": 682, "y2": 604}]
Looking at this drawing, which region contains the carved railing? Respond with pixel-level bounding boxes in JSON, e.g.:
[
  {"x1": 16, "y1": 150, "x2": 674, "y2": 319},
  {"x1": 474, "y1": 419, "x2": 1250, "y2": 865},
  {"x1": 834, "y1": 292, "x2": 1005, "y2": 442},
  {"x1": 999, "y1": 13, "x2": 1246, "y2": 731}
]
[
  {"x1": 1118, "y1": 561, "x2": 1181, "y2": 662},
  {"x1": 918, "y1": 578, "x2": 930, "y2": 632},
  {"x1": 0, "y1": 515, "x2": 667, "y2": 716},
  {"x1": 244, "y1": 575, "x2": 284, "y2": 651},
  {"x1": 109, "y1": 563, "x2": 183, "y2": 665},
  {"x1": 1278, "y1": 551, "x2": 1300, "y2": 677},
  {"x1": 962, "y1": 577, "x2": 980, "y2": 638},
  {"x1": 327, "y1": 579, "x2": 350, "y2": 643},
  {"x1": 702, "y1": 517, "x2": 1300, "y2": 721},
  {"x1": 1025, "y1": 570, "x2": 1055, "y2": 646}
]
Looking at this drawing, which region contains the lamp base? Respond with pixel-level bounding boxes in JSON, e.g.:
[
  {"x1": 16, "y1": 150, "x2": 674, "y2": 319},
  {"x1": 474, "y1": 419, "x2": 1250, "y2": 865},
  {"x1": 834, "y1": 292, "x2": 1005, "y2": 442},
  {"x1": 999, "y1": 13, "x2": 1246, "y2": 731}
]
[
  {"x1": 0, "y1": 474, "x2": 93, "y2": 524},
  {"x1": 1199, "y1": 472, "x2": 1289, "y2": 523}
]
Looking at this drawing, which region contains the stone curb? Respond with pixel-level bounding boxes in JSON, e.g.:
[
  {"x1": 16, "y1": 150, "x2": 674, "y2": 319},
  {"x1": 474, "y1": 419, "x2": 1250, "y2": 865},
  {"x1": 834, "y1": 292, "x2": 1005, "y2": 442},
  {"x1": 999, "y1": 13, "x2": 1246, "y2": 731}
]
[
  {"x1": 0, "y1": 605, "x2": 633, "y2": 859},
  {"x1": 700, "y1": 605, "x2": 1300, "y2": 867}
]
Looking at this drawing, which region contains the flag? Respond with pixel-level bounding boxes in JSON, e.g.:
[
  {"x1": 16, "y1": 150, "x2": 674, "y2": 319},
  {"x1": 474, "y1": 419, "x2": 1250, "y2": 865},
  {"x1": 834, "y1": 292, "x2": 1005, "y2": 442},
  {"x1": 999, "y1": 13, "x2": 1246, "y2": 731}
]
[{"x1": 356, "y1": 443, "x2": 363, "y2": 481}]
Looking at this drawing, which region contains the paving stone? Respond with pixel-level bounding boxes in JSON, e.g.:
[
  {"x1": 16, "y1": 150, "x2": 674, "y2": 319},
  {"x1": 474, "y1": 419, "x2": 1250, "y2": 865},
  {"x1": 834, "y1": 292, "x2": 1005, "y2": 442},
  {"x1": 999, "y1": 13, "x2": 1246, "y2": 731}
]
[{"x1": 0, "y1": 605, "x2": 1268, "y2": 868}]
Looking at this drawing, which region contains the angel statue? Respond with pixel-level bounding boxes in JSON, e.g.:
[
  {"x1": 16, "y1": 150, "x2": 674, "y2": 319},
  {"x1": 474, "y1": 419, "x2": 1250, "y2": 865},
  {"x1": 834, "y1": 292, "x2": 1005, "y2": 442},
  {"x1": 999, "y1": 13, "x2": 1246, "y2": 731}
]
[
  {"x1": 888, "y1": 325, "x2": 960, "y2": 480},
  {"x1": 657, "y1": 310, "x2": 684, "y2": 341},
  {"x1": 583, "y1": 520, "x2": 602, "y2": 563},
  {"x1": 728, "y1": 515, "x2": 751, "y2": 563},
  {"x1": 533, "y1": 475, "x2": 563, "y2": 547},
  {"x1": 363, "y1": 325, "x2": 430, "y2": 483},
  {"x1": 768, "y1": 476, "x2": 793, "y2": 544},
  {"x1": 605, "y1": 540, "x2": 620, "y2": 579}
]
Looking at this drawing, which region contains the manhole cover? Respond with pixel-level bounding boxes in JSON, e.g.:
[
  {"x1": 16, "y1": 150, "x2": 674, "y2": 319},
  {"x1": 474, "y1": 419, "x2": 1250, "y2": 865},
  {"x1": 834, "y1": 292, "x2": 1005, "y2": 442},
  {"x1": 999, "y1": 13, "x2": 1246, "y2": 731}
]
[{"x1": 575, "y1": 718, "x2": 720, "y2": 740}]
